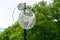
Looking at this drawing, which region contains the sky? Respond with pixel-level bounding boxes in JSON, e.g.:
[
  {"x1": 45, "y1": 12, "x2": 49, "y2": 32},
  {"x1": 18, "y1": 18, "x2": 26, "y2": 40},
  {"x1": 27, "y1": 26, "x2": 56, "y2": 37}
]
[{"x1": 0, "y1": 0, "x2": 52, "y2": 28}]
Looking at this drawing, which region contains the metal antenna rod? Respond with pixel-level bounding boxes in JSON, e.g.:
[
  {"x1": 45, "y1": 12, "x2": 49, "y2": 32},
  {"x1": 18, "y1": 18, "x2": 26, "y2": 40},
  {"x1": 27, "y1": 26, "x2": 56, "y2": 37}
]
[{"x1": 24, "y1": 3, "x2": 26, "y2": 40}]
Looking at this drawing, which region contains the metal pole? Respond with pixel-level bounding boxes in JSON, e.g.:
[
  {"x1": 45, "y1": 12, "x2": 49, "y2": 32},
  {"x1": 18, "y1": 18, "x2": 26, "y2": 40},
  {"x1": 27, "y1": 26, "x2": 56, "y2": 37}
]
[
  {"x1": 24, "y1": 3, "x2": 26, "y2": 40},
  {"x1": 24, "y1": 29, "x2": 26, "y2": 40}
]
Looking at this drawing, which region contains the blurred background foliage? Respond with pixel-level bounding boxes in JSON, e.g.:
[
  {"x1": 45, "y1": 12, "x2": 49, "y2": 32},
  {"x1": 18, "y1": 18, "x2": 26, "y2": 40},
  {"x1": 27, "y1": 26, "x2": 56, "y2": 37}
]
[{"x1": 0, "y1": 0, "x2": 60, "y2": 40}]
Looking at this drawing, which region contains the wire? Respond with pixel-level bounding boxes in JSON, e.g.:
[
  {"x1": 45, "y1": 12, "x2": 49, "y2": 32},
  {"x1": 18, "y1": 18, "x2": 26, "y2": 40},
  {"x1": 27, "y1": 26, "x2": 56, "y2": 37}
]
[{"x1": 12, "y1": 6, "x2": 17, "y2": 23}]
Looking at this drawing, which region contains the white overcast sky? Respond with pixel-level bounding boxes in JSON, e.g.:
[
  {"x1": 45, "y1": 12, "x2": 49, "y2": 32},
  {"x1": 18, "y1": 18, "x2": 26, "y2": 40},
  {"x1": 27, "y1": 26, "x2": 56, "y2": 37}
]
[{"x1": 0, "y1": 0, "x2": 52, "y2": 28}]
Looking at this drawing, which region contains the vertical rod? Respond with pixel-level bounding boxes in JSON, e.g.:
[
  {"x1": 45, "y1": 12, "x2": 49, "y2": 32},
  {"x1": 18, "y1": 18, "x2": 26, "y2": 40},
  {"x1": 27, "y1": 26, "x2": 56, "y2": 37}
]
[
  {"x1": 24, "y1": 29, "x2": 26, "y2": 40},
  {"x1": 24, "y1": 3, "x2": 26, "y2": 40}
]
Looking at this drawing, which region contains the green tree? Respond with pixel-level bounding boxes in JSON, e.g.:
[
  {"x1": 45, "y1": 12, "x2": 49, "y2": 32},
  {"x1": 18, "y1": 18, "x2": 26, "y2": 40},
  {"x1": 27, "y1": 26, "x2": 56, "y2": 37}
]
[{"x1": 0, "y1": 0, "x2": 60, "y2": 40}]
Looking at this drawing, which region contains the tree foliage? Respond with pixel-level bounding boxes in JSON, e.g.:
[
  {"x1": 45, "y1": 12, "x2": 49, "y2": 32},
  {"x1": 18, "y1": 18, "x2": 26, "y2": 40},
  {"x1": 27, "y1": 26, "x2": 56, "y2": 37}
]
[{"x1": 0, "y1": 0, "x2": 60, "y2": 40}]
